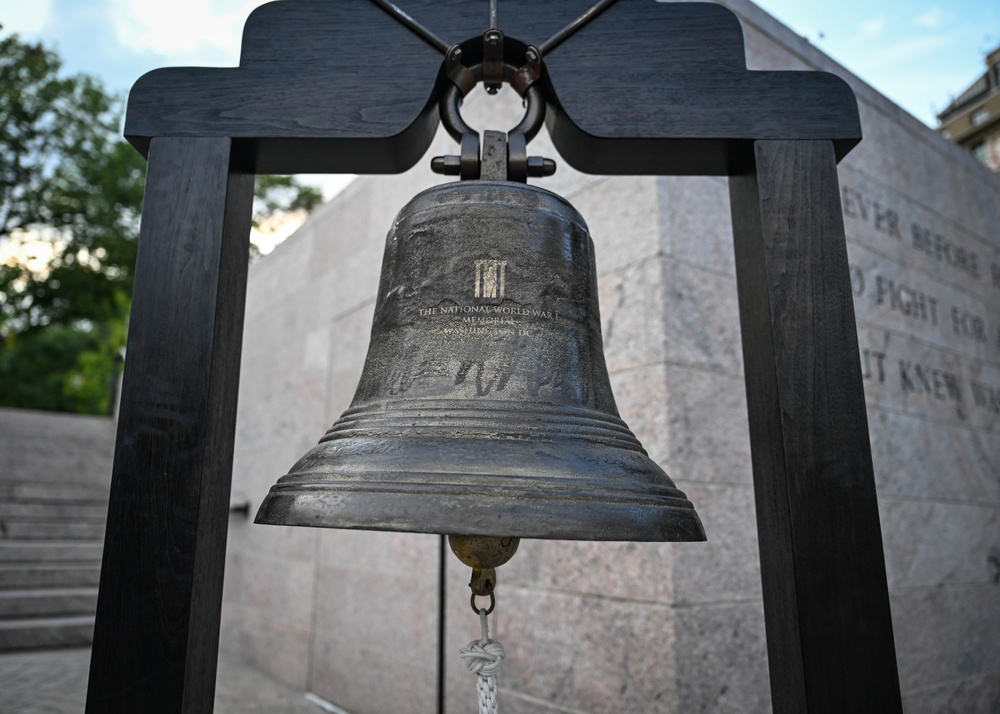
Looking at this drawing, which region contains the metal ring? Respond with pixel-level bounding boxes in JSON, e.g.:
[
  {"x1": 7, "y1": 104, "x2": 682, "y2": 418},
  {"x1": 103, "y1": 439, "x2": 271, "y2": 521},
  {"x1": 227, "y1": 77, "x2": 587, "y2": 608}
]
[
  {"x1": 512, "y1": 85, "x2": 544, "y2": 143},
  {"x1": 470, "y1": 588, "x2": 496, "y2": 616},
  {"x1": 441, "y1": 82, "x2": 545, "y2": 145}
]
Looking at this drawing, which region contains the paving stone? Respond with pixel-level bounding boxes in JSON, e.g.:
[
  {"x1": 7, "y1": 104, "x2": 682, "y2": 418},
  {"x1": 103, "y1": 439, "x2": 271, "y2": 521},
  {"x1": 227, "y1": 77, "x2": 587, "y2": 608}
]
[
  {"x1": 0, "y1": 648, "x2": 94, "y2": 714},
  {"x1": 0, "y1": 648, "x2": 330, "y2": 714}
]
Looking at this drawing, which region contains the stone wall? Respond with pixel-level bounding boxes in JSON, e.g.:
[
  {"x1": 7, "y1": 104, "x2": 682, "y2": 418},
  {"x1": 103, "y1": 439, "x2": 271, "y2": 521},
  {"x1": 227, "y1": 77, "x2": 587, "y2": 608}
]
[{"x1": 220, "y1": 1, "x2": 1000, "y2": 712}]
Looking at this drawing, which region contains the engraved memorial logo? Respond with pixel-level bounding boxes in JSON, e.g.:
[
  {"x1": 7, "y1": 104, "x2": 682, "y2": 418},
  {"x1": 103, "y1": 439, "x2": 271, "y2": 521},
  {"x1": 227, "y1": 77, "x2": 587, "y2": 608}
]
[{"x1": 474, "y1": 259, "x2": 507, "y2": 299}]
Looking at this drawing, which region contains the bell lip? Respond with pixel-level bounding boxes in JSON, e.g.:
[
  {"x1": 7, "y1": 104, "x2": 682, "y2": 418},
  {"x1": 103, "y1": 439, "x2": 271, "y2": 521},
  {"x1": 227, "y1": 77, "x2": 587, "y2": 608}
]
[
  {"x1": 253, "y1": 485, "x2": 707, "y2": 542},
  {"x1": 256, "y1": 408, "x2": 707, "y2": 542}
]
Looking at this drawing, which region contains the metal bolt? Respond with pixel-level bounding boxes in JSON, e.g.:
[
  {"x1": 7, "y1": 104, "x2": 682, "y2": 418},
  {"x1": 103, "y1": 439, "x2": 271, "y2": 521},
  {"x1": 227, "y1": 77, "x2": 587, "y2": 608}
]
[
  {"x1": 526, "y1": 157, "x2": 557, "y2": 177},
  {"x1": 449, "y1": 47, "x2": 462, "y2": 61},
  {"x1": 526, "y1": 48, "x2": 540, "y2": 64},
  {"x1": 486, "y1": 31, "x2": 501, "y2": 45}
]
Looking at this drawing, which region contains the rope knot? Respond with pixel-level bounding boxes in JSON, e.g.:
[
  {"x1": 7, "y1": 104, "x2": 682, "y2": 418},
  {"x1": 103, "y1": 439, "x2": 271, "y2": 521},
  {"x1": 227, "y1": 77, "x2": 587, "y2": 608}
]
[
  {"x1": 459, "y1": 638, "x2": 506, "y2": 678},
  {"x1": 462, "y1": 599, "x2": 504, "y2": 713}
]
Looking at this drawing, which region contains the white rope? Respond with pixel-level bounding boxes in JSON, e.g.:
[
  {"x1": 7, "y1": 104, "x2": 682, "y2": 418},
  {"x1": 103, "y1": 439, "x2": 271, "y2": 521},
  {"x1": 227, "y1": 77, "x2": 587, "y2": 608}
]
[{"x1": 459, "y1": 608, "x2": 505, "y2": 714}]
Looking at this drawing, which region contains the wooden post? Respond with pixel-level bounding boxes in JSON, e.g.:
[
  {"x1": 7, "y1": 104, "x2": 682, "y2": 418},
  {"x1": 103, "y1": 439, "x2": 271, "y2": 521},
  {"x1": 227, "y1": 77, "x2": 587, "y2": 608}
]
[
  {"x1": 728, "y1": 140, "x2": 903, "y2": 713},
  {"x1": 86, "y1": 137, "x2": 254, "y2": 713}
]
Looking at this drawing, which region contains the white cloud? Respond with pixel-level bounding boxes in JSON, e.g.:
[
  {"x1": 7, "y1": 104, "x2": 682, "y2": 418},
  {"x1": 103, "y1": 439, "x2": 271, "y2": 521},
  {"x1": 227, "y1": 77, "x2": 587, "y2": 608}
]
[
  {"x1": 859, "y1": 14, "x2": 887, "y2": 38},
  {"x1": 0, "y1": 0, "x2": 55, "y2": 35},
  {"x1": 110, "y1": 0, "x2": 268, "y2": 64},
  {"x1": 914, "y1": 8, "x2": 946, "y2": 30}
]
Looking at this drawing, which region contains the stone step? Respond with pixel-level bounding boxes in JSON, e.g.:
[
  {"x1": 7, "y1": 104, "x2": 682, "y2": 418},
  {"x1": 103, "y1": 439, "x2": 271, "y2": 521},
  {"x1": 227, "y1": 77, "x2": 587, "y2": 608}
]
[
  {"x1": 0, "y1": 481, "x2": 110, "y2": 504},
  {"x1": 0, "y1": 520, "x2": 106, "y2": 540},
  {"x1": 0, "y1": 588, "x2": 98, "y2": 618},
  {"x1": 0, "y1": 541, "x2": 103, "y2": 563},
  {"x1": 0, "y1": 564, "x2": 102, "y2": 589},
  {"x1": 0, "y1": 615, "x2": 95, "y2": 650},
  {"x1": 0, "y1": 502, "x2": 108, "y2": 520}
]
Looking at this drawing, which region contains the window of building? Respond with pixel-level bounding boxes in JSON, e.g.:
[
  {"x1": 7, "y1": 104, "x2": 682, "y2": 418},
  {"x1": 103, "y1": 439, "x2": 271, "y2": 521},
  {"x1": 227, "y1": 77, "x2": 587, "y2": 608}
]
[
  {"x1": 972, "y1": 141, "x2": 989, "y2": 163},
  {"x1": 971, "y1": 107, "x2": 989, "y2": 126}
]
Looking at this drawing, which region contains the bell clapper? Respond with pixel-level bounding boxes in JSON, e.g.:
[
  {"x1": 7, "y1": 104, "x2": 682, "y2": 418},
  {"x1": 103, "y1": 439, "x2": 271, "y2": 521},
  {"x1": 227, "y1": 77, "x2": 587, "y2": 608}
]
[
  {"x1": 450, "y1": 534, "x2": 518, "y2": 713},
  {"x1": 448, "y1": 534, "x2": 520, "y2": 597}
]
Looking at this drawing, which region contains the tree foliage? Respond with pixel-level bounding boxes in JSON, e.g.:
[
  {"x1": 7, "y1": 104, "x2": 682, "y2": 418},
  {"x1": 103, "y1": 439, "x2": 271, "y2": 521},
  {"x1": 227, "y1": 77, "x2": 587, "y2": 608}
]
[
  {"x1": 0, "y1": 30, "x2": 143, "y2": 335},
  {"x1": 0, "y1": 26, "x2": 324, "y2": 414}
]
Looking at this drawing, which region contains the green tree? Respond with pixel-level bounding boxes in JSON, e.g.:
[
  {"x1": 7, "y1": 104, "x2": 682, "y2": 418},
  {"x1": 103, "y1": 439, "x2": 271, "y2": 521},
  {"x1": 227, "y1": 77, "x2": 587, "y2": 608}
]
[
  {"x1": 0, "y1": 30, "x2": 142, "y2": 335},
  {"x1": 0, "y1": 26, "x2": 323, "y2": 415}
]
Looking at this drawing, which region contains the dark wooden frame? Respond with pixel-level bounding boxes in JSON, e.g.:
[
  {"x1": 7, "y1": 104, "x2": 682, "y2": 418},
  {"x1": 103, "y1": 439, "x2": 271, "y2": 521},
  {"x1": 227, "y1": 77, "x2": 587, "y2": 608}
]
[{"x1": 87, "y1": 2, "x2": 902, "y2": 712}]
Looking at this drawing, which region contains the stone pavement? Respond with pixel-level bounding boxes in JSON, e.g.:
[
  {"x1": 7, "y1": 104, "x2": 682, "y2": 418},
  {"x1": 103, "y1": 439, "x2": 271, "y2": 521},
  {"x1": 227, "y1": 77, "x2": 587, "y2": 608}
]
[{"x1": 0, "y1": 648, "x2": 327, "y2": 713}]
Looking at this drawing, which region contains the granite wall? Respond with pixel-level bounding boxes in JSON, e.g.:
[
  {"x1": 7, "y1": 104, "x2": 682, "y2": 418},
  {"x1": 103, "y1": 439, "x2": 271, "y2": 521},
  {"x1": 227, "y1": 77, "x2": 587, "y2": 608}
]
[{"x1": 219, "y1": 1, "x2": 1000, "y2": 712}]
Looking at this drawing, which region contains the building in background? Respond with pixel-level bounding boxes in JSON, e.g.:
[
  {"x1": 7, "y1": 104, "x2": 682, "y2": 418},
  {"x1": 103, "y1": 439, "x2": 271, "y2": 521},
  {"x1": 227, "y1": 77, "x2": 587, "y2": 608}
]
[{"x1": 938, "y1": 46, "x2": 1000, "y2": 171}]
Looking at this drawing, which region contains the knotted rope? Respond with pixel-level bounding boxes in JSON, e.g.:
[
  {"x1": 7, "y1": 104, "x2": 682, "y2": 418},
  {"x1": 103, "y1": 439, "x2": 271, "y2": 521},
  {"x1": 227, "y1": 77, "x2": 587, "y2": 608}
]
[{"x1": 459, "y1": 607, "x2": 505, "y2": 714}]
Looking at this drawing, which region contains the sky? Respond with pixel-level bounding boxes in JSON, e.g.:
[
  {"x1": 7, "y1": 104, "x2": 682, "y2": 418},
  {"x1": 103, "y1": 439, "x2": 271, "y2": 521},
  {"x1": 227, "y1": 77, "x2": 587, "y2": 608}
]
[
  {"x1": 1, "y1": 0, "x2": 998, "y2": 165},
  {"x1": 751, "y1": 0, "x2": 999, "y2": 124}
]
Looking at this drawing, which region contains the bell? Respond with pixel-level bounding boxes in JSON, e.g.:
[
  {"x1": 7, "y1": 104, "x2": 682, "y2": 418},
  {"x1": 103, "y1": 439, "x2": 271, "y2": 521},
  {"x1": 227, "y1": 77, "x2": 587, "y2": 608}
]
[{"x1": 255, "y1": 180, "x2": 705, "y2": 542}]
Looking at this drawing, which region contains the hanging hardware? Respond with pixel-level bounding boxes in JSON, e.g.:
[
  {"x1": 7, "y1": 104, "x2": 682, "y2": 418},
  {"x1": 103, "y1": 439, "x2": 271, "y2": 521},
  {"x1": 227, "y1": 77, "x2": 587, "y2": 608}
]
[
  {"x1": 489, "y1": 0, "x2": 499, "y2": 30},
  {"x1": 367, "y1": 0, "x2": 621, "y2": 59},
  {"x1": 510, "y1": 44, "x2": 542, "y2": 96},
  {"x1": 450, "y1": 534, "x2": 519, "y2": 609},
  {"x1": 444, "y1": 44, "x2": 477, "y2": 96},
  {"x1": 431, "y1": 53, "x2": 554, "y2": 182},
  {"x1": 539, "y1": 0, "x2": 622, "y2": 54},
  {"x1": 368, "y1": 0, "x2": 449, "y2": 53},
  {"x1": 470, "y1": 582, "x2": 496, "y2": 616},
  {"x1": 482, "y1": 29, "x2": 505, "y2": 94},
  {"x1": 369, "y1": 0, "x2": 619, "y2": 180}
]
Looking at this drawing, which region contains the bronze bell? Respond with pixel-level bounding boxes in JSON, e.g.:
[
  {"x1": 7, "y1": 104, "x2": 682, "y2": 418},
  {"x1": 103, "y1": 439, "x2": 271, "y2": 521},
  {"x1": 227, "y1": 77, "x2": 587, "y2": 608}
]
[{"x1": 255, "y1": 179, "x2": 705, "y2": 542}]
